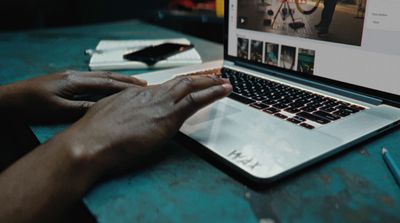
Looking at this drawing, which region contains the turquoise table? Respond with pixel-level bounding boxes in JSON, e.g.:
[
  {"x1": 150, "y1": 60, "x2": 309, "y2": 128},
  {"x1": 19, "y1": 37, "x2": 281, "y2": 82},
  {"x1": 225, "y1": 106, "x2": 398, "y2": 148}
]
[{"x1": 1, "y1": 20, "x2": 399, "y2": 223}]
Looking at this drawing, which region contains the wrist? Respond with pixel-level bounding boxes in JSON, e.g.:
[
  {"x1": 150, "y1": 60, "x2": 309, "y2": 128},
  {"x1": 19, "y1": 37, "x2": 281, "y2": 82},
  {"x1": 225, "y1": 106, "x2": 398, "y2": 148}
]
[
  {"x1": 54, "y1": 126, "x2": 113, "y2": 181},
  {"x1": 0, "y1": 83, "x2": 25, "y2": 115},
  {"x1": 0, "y1": 85, "x2": 12, "y2": 112}
]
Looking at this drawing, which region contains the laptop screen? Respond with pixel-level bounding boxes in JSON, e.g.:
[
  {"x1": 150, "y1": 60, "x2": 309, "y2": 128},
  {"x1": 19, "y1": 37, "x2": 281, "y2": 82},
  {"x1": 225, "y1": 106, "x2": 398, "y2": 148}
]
[{"x1": 227, "y1": 0, "x2": 400, "y2": 96}]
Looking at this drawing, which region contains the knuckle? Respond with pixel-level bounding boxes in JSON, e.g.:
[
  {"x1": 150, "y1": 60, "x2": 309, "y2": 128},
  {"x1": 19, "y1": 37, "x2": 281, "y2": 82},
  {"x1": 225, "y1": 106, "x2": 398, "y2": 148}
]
[
  {"x1": 124, "y1": 87, "x2": 138, "y2": 95},
  {"x1": 180, "y1": 76, "x2": 194, "y2": 89},
  {"x1": 137, "y1": 89, "x2": 153, "y2": 102},
  {"x1": 153, "y1": 107, "x2": 178, "y2": 128},
  {"x1": 186, "y1": 93, "x2": 197, "y2": 106},
  {"x1": 80, "y1": 101, "x2": 92, "y2": 111},
  {"x1": 102, "y1": 71, "x2": 114, "y2": 83},
  {"x1": 101, "y1": 71, "x2": 113, "y2": 77},
  {"x1": 207, "y1": 75, "x2": 221, "y2": 83},
  {"x1": 123, "y1": 87, "x2": 148, "y2": 100},
  {"x1": 62, "y1": 70, "x2": 79, "y2": 82},
  {"x1": 52, "y1": 97, "x2": 66, "y2": 107},
  {"x1": 63, "y1": 70, "x2": 75, "y2": 75}
]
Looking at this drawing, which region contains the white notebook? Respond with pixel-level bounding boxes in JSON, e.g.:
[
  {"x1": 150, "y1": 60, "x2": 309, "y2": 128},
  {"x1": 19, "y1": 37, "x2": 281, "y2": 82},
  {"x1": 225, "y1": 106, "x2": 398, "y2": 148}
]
[{"x1": 89, "y1": 38, "x2": 202, "y2": 71}]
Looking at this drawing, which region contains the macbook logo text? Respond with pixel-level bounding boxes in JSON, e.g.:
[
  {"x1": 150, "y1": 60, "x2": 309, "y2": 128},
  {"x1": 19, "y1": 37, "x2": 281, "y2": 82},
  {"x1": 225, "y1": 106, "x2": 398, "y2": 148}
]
[{"x1": 227, "y1": 150, "x2": 262, "y2": 170}]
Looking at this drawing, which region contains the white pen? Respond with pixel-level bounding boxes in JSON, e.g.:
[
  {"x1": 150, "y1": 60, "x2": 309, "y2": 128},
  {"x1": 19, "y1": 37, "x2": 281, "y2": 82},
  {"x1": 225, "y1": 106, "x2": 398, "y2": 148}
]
[
  {"x1": 84, "y1": 46, "x2": 143, "y2": 56},
  {"x1": 382, "y1": 147, "x2": 400, "y2": 188}
]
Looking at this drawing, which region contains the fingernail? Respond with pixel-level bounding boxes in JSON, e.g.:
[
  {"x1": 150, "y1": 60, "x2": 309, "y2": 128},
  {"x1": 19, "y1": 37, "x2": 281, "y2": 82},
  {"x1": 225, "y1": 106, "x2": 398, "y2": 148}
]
[
  {"x1": 138, "y1": 79, "x2": 148, "y2": 85},
  {"x1": 221, "y1": 78, "x2": 230, "y2": 84},
  {"x1": 222, "y1": 83, "x2": 233, "y2": 91}
]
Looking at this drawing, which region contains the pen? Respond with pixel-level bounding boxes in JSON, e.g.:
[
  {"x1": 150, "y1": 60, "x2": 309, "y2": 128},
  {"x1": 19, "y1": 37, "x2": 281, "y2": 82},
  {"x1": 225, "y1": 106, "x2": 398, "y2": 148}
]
[
  {"x1": 382, "y1": 147, "x2": 400, "y2": 187},
  {"x1": 84, "y1": 46, "x2": 143, "y2": 56}
]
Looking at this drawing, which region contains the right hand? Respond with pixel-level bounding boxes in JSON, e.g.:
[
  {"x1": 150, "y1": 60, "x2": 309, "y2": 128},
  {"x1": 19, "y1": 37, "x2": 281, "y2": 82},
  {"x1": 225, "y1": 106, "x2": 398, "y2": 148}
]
[{"x1": 60, "y1": 75, "x2": 232, "y2": 176}]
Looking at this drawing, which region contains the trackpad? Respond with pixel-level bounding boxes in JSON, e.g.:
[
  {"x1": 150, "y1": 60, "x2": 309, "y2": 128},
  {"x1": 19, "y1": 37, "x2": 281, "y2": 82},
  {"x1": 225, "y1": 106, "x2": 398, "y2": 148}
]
[{"x1": 185, "y1": 102, "x2": 241, "y2": 126}]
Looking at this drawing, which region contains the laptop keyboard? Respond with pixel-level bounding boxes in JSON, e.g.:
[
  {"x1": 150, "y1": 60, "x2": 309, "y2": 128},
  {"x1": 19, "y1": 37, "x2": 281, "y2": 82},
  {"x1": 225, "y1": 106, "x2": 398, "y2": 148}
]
[{"x1": 188, "y1": 67, "x2": 366, "y2": 130}]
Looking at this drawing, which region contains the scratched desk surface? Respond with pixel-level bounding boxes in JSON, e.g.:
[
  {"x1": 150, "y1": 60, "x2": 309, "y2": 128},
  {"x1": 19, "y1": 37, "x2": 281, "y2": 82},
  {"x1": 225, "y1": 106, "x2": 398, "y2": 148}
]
[{"x1": 1, "y1": 20, "x2": 399, "y2": 223}]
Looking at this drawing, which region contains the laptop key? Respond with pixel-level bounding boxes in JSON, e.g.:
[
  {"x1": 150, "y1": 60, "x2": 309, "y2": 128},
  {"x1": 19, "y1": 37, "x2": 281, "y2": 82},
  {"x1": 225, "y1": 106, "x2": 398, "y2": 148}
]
[
  {"x1": 285, "y1": 107, "x2": 301, "y2": 114},
  {"x1": 229, "y1": 93, "x2": 256, "y2": 104},
  {"x1": 293, "y1": 99, "x2": 308, "y2": 104},
  {"x1": 350, "y1": 105, "x2": 366, "y2": 111},
  {"x1": 263, "y1": 107, "x2": 280, "y2": 114},
  {"x1": 250, "y1": 102, "x2": 269, "y2": 110},
  {"x1": 262, "y1": 99, "x2": 278, "y2": 105},
  {"x1": 336, "y1": 105, "x2": 360, "y2": 114},
  {"x1": 320, "y1": 106, "x2": 337, "y2": 113},
  {"x1": 333, "y1": 110, "x2": 351, "y2": 117},
  {"x1": 301, "y1": 106, "x2": 318, "y2": 113},
  {"x1": 251, "y1": 96, "x2": 267, "y2": 101},
  {"x1": 297, "y1": 112, "x2": 331, "y2": 124},
  {"x1": 288, "y1": 102, "x2": 305, "y2": 108},
  {"x1": 339, "y1": 102, "x2": 351, "y2": 106},
  {"x1": 276, "y1": 98, "x2": 293, "y2": 104},
  {"x1": 313, "y1": 111, "x2": 341, "y2": 121},
  {"x1": 300, "y1": 123, "x2": 315, "y2": 129},
  {"x1": 274, "y1": 113, "x2": 288, "y2": 119},
  {"x1": 274, "y1": 103, "x2": 289, "y2": 109},
  {"x1": 307, "y1": 102, "x2": 324, "y2": 108},
  {"x1": 287, "y1": 118, "x2": 302, "y2": 124},
  {"x1": 293, "y1": 116, "x2": 306, "y2": 122},
  {"x1": 323, "y1": 102, "x2": 339, "y2": 107}
]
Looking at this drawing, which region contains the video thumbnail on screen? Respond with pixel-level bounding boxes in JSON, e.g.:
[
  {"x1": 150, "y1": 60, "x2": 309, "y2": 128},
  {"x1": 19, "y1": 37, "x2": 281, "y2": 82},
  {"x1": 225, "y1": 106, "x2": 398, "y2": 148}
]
[
  {"x1": 238, "y1": 37, "x2": 249, "y2": 59},
  {"x1": 297, "y1": 48, "x2": 315, "y2": 74},
  {"x1": 251, "y1": 40, "x2": 263, "y2": 63},
  {"x1": 237, "y1": 0, "x2": 367, "y2": 46},
  {"x1": 264, "y1": 42, "x2": 279, "y2": 66},
  {"x1": 237, "y1": 37, "x2": 316, "y2": 74},
  {"x1": 280, "y1": 45, "x2": 296, "y2": 70}
]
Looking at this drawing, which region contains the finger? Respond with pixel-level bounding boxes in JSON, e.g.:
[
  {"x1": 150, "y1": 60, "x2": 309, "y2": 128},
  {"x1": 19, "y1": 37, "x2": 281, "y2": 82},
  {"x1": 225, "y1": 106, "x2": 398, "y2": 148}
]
[
  {"x1": 56, "y1": 99, "x2": 96, "y2": 120},
  {"x1": 83, "y1": 71, "x2": 148, "y2": 86},
  {"x1": 164, "y1": 75, "x2": 230, "y2": 102},
  {"x1": 163, "y1": 74, "x2": 225, "y2": 88},
  {"x1": 175, "y1": 83, "x2": 232, "y2": 120},
  {"x1": 74, "y1": 76, "x2": 138, "y2": 96}
]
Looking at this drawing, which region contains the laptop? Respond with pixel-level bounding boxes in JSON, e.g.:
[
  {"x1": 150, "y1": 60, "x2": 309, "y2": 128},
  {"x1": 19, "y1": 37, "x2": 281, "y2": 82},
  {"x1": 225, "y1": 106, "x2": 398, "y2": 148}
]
[{"x1": 136, "y1": 0, "x2": 400, "y2": 182}]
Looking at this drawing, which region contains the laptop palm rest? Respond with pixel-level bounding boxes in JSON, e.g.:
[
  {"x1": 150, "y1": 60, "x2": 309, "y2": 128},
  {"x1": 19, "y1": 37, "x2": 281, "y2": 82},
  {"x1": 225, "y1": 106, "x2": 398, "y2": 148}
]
[{"x1": 181, "y1": 98, "x2": 341, "y2": 181}]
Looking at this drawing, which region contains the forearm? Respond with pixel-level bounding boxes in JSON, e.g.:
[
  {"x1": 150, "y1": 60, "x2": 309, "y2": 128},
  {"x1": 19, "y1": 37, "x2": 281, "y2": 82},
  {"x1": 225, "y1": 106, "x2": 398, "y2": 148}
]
[
  {"x1": 0, "y1": 132, "x2": 104, "y2": 223},
  {"x1": 0, "y1": 84, "x2": 11, "y2": 112},
  {"x1": 0, "y1": 83, "x2": 26, "y2": 115}
]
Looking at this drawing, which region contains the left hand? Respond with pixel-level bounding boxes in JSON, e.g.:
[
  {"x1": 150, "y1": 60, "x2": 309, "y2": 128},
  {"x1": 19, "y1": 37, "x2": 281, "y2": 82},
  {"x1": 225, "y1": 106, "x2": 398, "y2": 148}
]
[{"x1": 0, "y1": 70, "x2": 147, "y2": 124}]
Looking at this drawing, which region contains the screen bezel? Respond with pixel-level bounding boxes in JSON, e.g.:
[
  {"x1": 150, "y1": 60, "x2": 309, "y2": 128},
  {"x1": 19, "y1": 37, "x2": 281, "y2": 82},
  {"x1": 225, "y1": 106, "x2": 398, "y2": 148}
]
[{"x1": 223, "y1": 1, "x2": 400, "y2": 108}]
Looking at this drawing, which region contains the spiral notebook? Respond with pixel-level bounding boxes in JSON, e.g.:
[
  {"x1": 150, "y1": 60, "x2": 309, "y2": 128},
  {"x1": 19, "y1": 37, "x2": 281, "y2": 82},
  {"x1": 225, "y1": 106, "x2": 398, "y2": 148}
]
[{"x1": 89, "y1": 38, "x2": 202, "y2": 71}]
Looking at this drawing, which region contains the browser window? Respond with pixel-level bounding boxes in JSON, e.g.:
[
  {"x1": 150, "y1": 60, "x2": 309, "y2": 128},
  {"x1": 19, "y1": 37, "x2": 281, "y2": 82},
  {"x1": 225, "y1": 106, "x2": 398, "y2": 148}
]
[{"x1": 228, "y1": 0, "x2": 400, "y2": 95}]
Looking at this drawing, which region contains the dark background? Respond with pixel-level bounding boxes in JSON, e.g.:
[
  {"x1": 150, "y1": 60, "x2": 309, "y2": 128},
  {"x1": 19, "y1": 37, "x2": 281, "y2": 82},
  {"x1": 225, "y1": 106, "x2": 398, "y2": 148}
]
[{"x1": 0, "y1": 0, "x2": 223, "y2": 43}]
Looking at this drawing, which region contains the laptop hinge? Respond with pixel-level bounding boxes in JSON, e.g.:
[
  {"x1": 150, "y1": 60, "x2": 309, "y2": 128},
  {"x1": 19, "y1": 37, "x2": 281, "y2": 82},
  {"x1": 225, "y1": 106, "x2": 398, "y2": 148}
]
[
  {"x1": 223, "y1": 60, "x2": 235, "y2": 67},
  {"x1": 231, "y1": 60, "x2": 383, "y2": 106}
]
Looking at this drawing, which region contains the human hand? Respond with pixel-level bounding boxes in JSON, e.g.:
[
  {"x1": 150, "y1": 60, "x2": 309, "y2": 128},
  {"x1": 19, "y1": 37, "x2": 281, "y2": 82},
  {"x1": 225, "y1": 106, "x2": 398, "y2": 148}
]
[
  {"x1": 0, "y1": 70, "x2": 147, "y2": 124},
  {"x1": 60, "y1": 75, "x2": 232, "y2": 176}
]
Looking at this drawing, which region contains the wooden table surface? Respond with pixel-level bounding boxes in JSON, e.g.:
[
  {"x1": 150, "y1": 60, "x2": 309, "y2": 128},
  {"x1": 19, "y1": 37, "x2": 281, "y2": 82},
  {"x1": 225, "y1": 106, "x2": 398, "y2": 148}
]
[{"x1": 0, "y1": 20, "x2": 399, "y2": 223}]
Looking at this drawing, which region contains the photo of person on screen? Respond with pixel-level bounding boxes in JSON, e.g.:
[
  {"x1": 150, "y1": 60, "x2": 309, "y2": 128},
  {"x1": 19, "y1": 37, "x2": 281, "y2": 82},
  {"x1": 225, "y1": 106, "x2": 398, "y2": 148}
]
[{"x1": 315, "y1": 0, "x2": 339, "y2": 35}]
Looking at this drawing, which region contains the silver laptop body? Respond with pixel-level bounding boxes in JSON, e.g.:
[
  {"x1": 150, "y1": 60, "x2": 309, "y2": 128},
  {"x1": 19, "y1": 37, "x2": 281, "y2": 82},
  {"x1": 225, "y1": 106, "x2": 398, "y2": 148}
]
[{"x1": 136, "y1": 0, "x2": 400, "y2": 182}]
